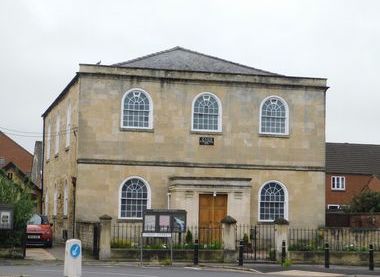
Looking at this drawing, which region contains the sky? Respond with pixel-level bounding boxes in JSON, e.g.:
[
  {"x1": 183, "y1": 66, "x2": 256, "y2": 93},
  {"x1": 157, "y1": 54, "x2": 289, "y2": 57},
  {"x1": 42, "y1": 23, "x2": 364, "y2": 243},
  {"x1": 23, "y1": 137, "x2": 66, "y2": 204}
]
[{"x1": 0, "y1": 0, "x2": 379, "y2": 153}]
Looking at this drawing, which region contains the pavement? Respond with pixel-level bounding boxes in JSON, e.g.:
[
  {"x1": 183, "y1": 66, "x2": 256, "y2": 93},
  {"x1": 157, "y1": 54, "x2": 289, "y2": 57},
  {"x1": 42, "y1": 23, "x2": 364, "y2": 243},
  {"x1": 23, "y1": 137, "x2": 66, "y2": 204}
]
[{"x1": 3, "y1": 245, "x2": 379, "y2": 277}]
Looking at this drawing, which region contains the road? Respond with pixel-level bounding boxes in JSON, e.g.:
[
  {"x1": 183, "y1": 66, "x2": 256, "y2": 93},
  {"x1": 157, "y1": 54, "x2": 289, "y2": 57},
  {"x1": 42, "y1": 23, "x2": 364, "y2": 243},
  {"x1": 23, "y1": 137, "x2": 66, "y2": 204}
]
[{"x1": 0, "y1": 265, "x2": 261, "y2": 277}]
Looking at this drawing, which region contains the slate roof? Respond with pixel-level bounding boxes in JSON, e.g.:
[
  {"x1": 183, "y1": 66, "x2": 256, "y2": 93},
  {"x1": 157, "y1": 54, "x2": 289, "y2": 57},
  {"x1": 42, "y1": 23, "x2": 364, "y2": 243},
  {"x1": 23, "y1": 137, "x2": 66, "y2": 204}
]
[
  {"x1": 114, "y1": 46, "x2": 281, "y2": 76},
  {"x1": 326, "y1": 143, "x2": 380, "y2": 176}
]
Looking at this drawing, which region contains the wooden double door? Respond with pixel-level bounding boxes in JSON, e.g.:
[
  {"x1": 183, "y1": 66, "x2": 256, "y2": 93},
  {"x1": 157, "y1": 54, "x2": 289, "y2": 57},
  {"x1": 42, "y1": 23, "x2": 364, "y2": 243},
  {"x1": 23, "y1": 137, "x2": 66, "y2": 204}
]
[{"x1": 199, "y1": 194, "x2": 227, "y2": 243}]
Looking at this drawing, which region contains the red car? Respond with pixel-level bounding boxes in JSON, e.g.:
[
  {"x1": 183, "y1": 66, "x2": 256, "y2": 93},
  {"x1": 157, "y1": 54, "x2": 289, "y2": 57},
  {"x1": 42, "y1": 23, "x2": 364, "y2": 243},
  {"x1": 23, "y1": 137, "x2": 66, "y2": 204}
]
[{"x1": 26, "y1": 214, "x2": 53, "y2": 248}]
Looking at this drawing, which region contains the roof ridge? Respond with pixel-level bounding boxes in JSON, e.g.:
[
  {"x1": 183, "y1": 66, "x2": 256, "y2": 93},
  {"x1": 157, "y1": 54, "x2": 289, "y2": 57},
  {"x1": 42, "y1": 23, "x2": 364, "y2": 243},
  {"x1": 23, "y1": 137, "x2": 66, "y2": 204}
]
[
  {"x1": 0, "y1": 131, "x2": 33, "y2": 156},
  {"x1": 113, "y1": 46, "x2": 282, "y2": 76},
  {"x1": 113, "y1": 46, "x2": 181, "y2": 66}
]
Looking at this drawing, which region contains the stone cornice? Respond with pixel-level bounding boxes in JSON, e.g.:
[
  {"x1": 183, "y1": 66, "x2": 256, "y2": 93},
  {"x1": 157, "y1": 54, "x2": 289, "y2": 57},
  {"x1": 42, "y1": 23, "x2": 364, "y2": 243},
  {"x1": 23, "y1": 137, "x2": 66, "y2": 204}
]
[{"x1": 77, "y1": 158, "x2": 325, "y2": 172}]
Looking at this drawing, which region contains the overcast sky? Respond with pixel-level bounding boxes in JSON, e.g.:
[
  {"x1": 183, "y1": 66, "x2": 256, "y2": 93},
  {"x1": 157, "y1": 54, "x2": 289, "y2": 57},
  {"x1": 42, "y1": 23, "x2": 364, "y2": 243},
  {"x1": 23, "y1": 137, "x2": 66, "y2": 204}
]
[{"x1": 1, "y1": 0, "x2": 379, "y2": 153}]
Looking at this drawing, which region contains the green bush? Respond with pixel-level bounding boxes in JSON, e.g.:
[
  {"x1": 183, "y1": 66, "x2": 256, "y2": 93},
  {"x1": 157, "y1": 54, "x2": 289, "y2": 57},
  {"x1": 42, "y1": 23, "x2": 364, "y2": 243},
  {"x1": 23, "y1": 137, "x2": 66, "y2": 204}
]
[
  {"x1": 349, "y1": 191, "x2": 380, "y2": 213},
  {"x1": 243, "y1": 233, "x2": 249, "y2": 245},
  {"x1": 202, "y1": 241, "x2": 222, "y2": 249},
  {"x1": 185, "y1": 229, "x2": 193, "y2": 244},
  {"x1": 0, "y1": 170, "x2": 34, "y2": 247},
  {"x1": 111, "y1": 239, "x2": 135, "y2": 248}
]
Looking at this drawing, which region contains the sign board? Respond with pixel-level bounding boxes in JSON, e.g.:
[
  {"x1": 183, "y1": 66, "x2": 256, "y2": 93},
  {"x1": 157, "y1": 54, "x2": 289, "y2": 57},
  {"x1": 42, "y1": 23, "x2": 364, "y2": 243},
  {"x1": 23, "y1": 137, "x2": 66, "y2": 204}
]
[
  {"x1": 142, "y1": 209, "x2": 187, "y2": 236},
  {"x1": 64, "y1": 239, "x2": 82, "y2": 277},
  {"x1": 0, "y1": 204, "x2": 13, "y2": 230},
  {"x1": 199, "y1": 137, "x2": 214, "y2": 145}
]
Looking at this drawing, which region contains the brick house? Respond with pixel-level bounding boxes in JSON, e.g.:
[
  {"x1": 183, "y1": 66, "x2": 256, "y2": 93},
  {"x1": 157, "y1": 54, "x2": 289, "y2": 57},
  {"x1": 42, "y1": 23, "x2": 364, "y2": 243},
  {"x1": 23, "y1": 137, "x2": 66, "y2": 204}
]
[
  {"x1": 326, "y1": 142, "x2": 380, "y2": 210},
  {"x1": 0, "y1": 131, "x2": 33, "y2": 175},
  {"x1": 42, "y1": 47, "x2": 328, "y2": 242},
  {"x1": 0, "y1": 132, "x2": 41, "y2": 212}
]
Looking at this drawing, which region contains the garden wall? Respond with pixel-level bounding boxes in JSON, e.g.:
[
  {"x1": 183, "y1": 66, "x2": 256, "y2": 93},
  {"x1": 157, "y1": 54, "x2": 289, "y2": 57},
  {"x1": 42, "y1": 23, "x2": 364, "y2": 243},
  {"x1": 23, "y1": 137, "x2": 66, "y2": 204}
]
[{"x1": 289, "y1": 251, "x2": 380, "y2": 266}]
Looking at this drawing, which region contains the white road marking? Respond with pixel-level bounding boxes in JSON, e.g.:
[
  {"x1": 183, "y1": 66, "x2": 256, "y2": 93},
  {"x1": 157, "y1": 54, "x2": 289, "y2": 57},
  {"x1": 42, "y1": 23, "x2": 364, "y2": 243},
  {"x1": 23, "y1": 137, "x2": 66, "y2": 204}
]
[{"x1": 184, "y1": 266, "x2": 201, "y2": 270}]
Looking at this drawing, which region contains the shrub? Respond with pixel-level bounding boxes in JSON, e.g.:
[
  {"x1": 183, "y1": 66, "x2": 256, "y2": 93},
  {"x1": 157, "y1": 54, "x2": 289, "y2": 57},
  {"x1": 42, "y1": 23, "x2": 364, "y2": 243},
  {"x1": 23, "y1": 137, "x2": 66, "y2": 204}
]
[
  {"x1": 185, "y1": 229, "x2": 193, "y2": 244},
  {"x1": 282, "y1": 257, "x2": 292, "y2": 269},
  {"x1": 0, "y1": 170, "x2": 34, "y2": 247},
  {"x1": 349, "y1": 191, "x2": 380, "y2": 213},
  {"x1": 111, "y1": 239, "x2": 134, "y2": 248},
  {"x1": 243, "y1": 233, "x2": 249, "y2": 245}
]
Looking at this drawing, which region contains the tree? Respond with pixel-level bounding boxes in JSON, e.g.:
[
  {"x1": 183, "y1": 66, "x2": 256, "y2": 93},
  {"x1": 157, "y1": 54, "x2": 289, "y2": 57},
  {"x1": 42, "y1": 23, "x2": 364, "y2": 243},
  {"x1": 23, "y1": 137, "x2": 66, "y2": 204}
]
[
  {"x1": 349, "y1": 191, "x2": 380, "y2": 213},
  {"x1": 0, "y1": 169, "x2": 34, "y2": 247}
]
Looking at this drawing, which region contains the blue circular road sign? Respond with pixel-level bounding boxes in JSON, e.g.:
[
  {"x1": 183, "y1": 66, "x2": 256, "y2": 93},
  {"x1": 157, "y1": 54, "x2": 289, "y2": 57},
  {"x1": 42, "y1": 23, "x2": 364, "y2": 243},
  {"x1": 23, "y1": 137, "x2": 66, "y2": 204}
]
[{"x1": 70, "y1": 243, "x2": 81, "y2": 258}]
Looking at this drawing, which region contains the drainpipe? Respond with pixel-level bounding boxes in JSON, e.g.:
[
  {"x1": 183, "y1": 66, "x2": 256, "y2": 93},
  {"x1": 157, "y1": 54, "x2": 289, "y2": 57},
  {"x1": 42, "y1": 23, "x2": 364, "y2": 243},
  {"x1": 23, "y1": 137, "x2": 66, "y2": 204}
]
[
  {"x1": 41, "y1": 117, "x2": 45, "y2": 214},
  {"x1": 71, "y1": 176, "x2": 77, "y2": 238}
]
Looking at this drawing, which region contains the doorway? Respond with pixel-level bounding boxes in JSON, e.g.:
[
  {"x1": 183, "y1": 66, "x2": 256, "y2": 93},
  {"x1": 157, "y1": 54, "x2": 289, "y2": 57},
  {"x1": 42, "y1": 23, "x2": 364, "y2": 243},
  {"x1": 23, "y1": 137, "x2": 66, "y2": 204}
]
[{"x1": 198, "y1": 194, "x2": 227, "y2": 243}]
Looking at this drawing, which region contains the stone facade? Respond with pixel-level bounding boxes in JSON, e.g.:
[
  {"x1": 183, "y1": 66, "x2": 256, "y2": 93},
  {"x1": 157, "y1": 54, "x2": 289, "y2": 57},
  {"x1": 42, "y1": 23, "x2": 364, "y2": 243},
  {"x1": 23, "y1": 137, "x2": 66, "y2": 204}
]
[{"x1": 42, "y1": 48, "x2": 328, "y2": 242}]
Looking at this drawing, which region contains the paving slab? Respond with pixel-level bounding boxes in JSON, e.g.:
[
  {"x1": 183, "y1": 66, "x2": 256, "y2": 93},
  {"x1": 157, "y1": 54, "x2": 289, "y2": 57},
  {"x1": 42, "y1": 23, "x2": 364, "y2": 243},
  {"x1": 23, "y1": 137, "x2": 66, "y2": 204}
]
[
  {"x1": 25, "y1": 248, "x2": 56, "y2": 261},
  {"x1": 266, "y1": 270, "x2": 344, "y2": 276}
]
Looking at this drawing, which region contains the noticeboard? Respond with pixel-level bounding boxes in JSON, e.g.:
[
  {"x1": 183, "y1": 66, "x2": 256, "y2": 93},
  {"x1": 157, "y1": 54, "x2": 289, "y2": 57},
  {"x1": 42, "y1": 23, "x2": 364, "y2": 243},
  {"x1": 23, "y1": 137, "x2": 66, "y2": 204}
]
[
  {"x1": 0, "y1": 204, "x2": 14, "y2": 230},
  {"x1": 143, "y1": 209, "x2": 186, "y2": 236}
]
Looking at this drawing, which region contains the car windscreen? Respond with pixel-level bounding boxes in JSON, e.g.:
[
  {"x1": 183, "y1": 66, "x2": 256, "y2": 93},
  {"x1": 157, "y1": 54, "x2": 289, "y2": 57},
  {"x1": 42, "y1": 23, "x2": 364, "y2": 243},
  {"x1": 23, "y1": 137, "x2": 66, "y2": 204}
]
[{"x1": 27, "y1": 214, "x2": 42, "y2": 225}]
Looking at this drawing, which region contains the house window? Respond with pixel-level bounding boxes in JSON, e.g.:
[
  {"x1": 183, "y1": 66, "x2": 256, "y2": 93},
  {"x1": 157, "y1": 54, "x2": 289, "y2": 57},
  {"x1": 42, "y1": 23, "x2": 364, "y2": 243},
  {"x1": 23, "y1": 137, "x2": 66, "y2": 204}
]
[
  {"x1": 121, "y1": 89, "x2": 153, "y2": 129},
  {"x1": 260, "y1": 96, "x2": 289, "y2": 135},
  {"x1": 53, "y1": 190, "x2": 58, "y2": 216},
  {"x1": 119, "y1": 177, "x2": 151, "y2": 219},
  {"x1": 327, "y1": 204, "x2": 340, "y2": 210},
  {"x1": 63, "y1": 182, "x2": 68, "y2": 216},
  {"x1": 0, "y1": 157, "x2": 5, "y2": 167},
  {"x1": 7, "y1": 172, "x2": 13, "y2": 180},
  {"x1": 46, "y1": 124, "x2": 51, "y2": 160},
  {"x1": 55, "y1": 116, "x2": 60, "y2": 155},
  {"x1": 259, "y1": 181, "x2": 288, "y2": 221},
  {"x1": 44, "y1": 192, "x2": 49, "y2": 216},
  {"x1": 192, "y1": 92, "x2": 222, "y2": 132},
  {"x1": 66, "y1": 103, "x2": 71, "y2": 148},
  {"x1": 331, "y1": 176, "x2": 345, "y2": 190}
]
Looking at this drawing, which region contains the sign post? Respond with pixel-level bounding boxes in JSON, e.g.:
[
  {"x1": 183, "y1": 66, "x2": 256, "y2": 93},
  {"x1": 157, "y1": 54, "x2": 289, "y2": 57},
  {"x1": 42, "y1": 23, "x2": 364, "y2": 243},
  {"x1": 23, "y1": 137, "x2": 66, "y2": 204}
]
[
  {"x1": 64, "y1": 239, "x2": 82, "y2": 277},
  {"x1": 140, "y1": 209, "x2": 187, "y2": 265}
]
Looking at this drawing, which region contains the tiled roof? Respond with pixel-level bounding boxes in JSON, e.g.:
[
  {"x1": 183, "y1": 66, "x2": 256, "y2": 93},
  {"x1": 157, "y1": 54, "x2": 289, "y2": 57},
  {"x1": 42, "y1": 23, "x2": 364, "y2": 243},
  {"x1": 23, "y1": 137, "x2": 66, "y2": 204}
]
[
  {"x1": 326, "y1": 143, "x2": 380, "y2": 175},
  {"x1": 114, "y1": 46, "x2": 281, "y2": 76}
]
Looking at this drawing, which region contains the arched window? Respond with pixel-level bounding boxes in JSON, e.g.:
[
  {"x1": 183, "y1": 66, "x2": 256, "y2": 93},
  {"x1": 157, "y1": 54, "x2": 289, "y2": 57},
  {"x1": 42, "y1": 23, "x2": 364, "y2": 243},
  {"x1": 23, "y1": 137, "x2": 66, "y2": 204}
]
[
  {"x1": 260, "y1": 96, "x2": 289, "y2": 135},
  {"x1": 259, "y1": 181, "x2": 288, "y2": 221},
  {"x1": 119, "y1": 177, "x2": 151, "y2": 219},
  {"x1": 192, "y1": 92, "x2": 222, "y2": 132},
  {"x1": 121, "y1": 89, "x2": 153, "y2": 129}
]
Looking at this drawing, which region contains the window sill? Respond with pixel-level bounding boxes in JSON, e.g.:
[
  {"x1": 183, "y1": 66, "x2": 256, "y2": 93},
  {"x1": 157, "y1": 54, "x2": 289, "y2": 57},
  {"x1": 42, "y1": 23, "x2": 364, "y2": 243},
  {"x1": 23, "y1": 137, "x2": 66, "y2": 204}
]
[
  {"x1": 117, "y1": 218, "x2": 143, "y2": 223},
  {"x1": 120, "y1": 127, "x2": 154, "y2": 133},
  {"x1": 190, "y1": 130, "x2": 223, "y2": 136},
  {"x1": 331, "y1": 189, "x2": 346, "y2": 192},
  {"x1": 259, "y1": 133, "x2": 289, "y2": 139},
  {"x1": 63, "y1": 215, "x2": 68, "y2": 219},
  {"x1": 256, "y1": 221, "x2": 275, "y2": 225},
  {"x1": 54, "y1": 154, "x2": 59, "y2": 158},
  {"x1": 65, "y1": 146, "x2": 70, "y2": 152}
]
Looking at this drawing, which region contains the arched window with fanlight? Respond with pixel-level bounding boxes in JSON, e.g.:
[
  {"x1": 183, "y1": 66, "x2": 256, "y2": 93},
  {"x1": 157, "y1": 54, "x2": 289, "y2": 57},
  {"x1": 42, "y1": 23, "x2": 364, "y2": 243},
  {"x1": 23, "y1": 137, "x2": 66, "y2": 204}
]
[
  {"x1": 121, "y1": 88, "x2": 153, "y2": 129},
  {"x1": 260, "y1": 96, "x2": 289, "y2": 135},
  {"x1": 259, "y1": 181, "x2": 288, "y2": 222},
  {"x1": 119, "y1": 177, "x2": 151, "y2": 219},
  {"x1": 192, "y1": 92, "x2": 222, "y2": 132}
]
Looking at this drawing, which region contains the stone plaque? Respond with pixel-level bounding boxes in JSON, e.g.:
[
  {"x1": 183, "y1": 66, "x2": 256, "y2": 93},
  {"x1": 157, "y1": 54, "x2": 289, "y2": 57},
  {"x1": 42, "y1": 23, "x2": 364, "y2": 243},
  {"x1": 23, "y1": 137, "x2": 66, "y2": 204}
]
[{"x1": 199, "y1": 137, "x2": 214, "y2": 145}]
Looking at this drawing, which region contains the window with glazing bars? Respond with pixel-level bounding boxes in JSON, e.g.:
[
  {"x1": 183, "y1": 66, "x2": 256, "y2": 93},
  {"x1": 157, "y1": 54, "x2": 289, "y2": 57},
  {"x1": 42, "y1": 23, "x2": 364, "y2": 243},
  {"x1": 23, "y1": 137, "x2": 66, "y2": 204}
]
[
  {"x1": 123, "y1": 90, "x2": 150, "y2": 128},
  {"x1": 259, "y1": 182, "x2": 285, "y2": 221},
  {"x1": 120, "y1": 178, "x2": 148, "y2": 218},
  {"x1": 261, "y1": 98, "x2": 286, "y2": 134},
  {"x1": 193, "y1": 94, "x2": 219, "y2": 131}
]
